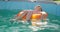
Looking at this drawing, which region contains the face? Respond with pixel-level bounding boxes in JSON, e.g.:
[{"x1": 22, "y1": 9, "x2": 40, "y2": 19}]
[{"x1": 34, "y1": 6, "x2": 42, "y2": 11}]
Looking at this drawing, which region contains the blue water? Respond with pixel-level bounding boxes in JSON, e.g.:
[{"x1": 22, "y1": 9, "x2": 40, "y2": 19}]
[{"x1": 0, "y1": 9, "x2": 60, "y2": 32}]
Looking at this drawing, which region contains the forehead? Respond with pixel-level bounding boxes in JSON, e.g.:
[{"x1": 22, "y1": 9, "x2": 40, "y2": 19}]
[{"x1": 35, "y1": 6, "x2": 41, "y2": 8}]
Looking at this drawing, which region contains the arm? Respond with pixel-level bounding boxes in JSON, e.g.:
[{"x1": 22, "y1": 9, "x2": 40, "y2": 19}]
[
  {"x1": 41, "y1": 12, "x2": 48, "y2": 21},
  {"x1": 17, "y1": 11, "x2": 24, "y2": 17},
  {"x1": 12, "y1": 11, "x2": 24, "y2": 20},
  {"x1": 15, "y1": 10, "x2": 28, "y2": 20}
]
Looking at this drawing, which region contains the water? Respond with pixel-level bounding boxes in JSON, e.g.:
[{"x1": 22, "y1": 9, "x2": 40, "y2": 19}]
[{"x1": 0, "y1": 9, "x2": 60, "y2": 32}]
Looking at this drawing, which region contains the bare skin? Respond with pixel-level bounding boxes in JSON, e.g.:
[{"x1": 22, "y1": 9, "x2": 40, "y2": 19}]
[
  {"x1": 16, "y1": 6, "x2": 48, "y2": 26},
  {"x1": 31, "y1": 6, "x2": 48, "y2": 26}
]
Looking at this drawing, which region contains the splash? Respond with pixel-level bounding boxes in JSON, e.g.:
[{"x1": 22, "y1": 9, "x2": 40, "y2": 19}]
[
  {"x1": 0, "y1": 16, "x2": 60, "y2": 32},
  {"x1": 28, "y1": 19, "x2": 60, "y2": 31}
]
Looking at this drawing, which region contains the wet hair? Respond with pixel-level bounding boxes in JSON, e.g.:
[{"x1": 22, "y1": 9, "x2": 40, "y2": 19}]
[
  {"x1": 35, "y1": 5, "x2": 43, "y2": 11},
  {"x1": 41, "y1": 8, "x2": 42, "y2": 11}
]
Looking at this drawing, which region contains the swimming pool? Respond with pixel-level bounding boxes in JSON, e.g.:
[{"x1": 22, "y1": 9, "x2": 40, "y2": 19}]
[{"x1": 0, "y1": 9, "x2": 60, "y2": 32}]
